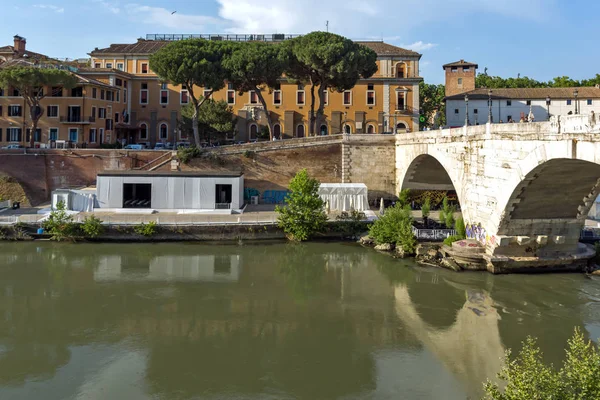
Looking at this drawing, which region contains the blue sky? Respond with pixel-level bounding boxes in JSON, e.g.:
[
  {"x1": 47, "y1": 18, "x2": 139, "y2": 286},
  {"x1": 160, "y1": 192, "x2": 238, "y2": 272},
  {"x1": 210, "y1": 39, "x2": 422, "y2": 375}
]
[{"x1": 1, "y1": 0, "x2": 598, "y2": 84}]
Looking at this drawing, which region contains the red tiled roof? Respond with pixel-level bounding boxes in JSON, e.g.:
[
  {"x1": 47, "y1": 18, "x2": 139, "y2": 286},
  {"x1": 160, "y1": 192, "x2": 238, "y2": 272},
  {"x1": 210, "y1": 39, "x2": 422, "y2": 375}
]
[
  {"x1": 0, "y1": 45, "x2": 49, "y2": 60},
  {"x1": 443, "y1": 60, "x2": 478, "y2": 69},
  {"x1": 90, "y1": 39, "x2": 421, "y2": 57},
  {"x1": 446, "y1": 87, "x2": 600, "y2": 100}
]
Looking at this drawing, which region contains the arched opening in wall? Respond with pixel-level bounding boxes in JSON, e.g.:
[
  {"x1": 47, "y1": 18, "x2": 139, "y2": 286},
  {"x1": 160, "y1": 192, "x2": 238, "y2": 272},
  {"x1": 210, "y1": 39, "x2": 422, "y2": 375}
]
[
  {"x1": 396, "y1": 122, "x2": 408, "y2": 133},
  {"x1": 396, "y1": 63, "x2": 406, "y2": 78},
  {"x1": 273, "y1": 123, "x2": 281, "y2": 139},
  {"x1": 401, "y1": 154, "x2": 461, "y2": 225},
  {"x1": 139, "y1": 123, "x2": 148, "y2": 141},
  {"x1": 159, "y1": 123, "x2": 168, "y2": 141},
  {"x1": 367, "y1": 124, "x2": 375, "y2": 134},
  {"x1": 496, "y1": 158, "x2": 600, "y2": 238},
  {"x1": 249, "y1": 123, "x2": 258, "y2": 140},
  {"x1": 344, "y1": 124, "x2": 352, "y2": 134},
  {"x1": 319, "y1": 124, "x2": 328, "y2": 136},
  {"x1": 296, "y1": 124, "x2": 305, "y2": 138}
]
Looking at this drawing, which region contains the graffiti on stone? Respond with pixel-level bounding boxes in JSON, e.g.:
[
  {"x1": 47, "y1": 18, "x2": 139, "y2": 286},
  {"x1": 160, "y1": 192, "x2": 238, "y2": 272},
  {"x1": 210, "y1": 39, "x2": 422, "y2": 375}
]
[{"x1": 466, "y1": 223, "x2": 496, "y2": 246}]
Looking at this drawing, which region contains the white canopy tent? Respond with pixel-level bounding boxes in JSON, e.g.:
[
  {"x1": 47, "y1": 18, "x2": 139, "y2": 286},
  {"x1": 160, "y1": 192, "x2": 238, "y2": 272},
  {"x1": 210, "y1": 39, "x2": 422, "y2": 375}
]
[{"x1": 318, "y1": 183, "x2": 368, "y2": 212}]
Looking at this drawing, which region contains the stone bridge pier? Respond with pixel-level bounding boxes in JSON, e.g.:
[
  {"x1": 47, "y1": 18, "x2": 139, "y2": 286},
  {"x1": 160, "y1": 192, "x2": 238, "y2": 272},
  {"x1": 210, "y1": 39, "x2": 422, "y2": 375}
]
[{"x1": 396, "y1": 115, "x2": 600, "y2": 273}]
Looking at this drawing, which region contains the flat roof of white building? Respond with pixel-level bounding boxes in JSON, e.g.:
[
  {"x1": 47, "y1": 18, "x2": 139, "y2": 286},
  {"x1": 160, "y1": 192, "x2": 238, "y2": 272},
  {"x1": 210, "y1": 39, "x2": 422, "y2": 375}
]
[{"x1": 98, "y1": 170, "x2": 243, "y2": 178}]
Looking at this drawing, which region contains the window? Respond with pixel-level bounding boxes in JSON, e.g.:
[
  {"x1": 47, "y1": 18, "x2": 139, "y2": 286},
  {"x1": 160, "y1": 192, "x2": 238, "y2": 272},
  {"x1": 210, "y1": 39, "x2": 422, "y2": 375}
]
[
  {"x1": 567, "y1": 99, "x2": 572, "y2": 105},
  {"x1": 99, "y1": 108, "x2": 106, "y2": 118},
  {"x1": 396, "y1": 91, "x2": 406, "y2": 110},
  {"x1": 507, "y1": 100, "x2": 512, "y2": 106},
  {"x1": 140, "y1": 123, "x2": 148, "y2": 140},
  {"x1": 99, "y1": 128, "x2": 104, "y2": 143},
  {"x1": 105, "y1": 119, "x2": 113, "y2": 131},
  {"x1": 101, "y1": 89, "x2": 105, "y2": 100},
  {"x1": 249, "y1": 124, "x2": 258, "y2": 140},
  {"x1": 116, "y1": 78, "x2": 123, "y2": 87},
  {"x1": 250, "y1": 91, "x2": 258, "y2": 104},
  {"x1": 343, "y1": 91, "x2": 352, "y2": 106},
  {"x1": 47, "y1": 105, "x2": 58, "y2": 118},
  {"x1": 323, "y1": 90, "x2": 328, "y2": 105},
  {"x1": 123, "y1": 183, "x2": 152, "y2": 208},
  {"x1": 296, "y1": 124, "x2": 305, "y2": 138},
  {"x1": 455, "y1": 109, "x2": 459, "y2": 114},
  {"x1": 89, "y1": 128, "x2": 97, "y2": 143},
  {"x1": 91, "y1": 107, "x2": 96, "y2": 119},
  {"x1": 507, "y1": 115, "x2": 512, "y2": 122},
  {"x1": 115, "y1": 112, "x2": 119, "y2": 123},
  {"x1": 160, "y1": 83, "x2": 168, "y2": 90},
  {"x1": 203, "y1": 89, "x2": 212, "y2": 99},
  {"x1": 319, "y1": 124, "x2": 328, "y2": 136},
  {"x1": 11, "y1": 88, "x2": 20, "y2": 96},
  {"x1": 397, "y1": 64, "x2": 406, "y2": 78},
  {"x1": 180, "y1": 86, "x2": 189, "y2": 104},
  {"x1": 141, "y1": 63, "x2": 148, "y2": 74},
  {"x1": 71, "y1": 87, "x2": 83, "y2": 97},
  {"x1": 0, "y1": 88, "x2": 3, "y2": 96},
  {"x1": 451, "y1": 67, "x2": 458, "y2": 72},
  {"x1": 367, "y1": 124, "x2": 375, "y2": 134},
  {"x1": 366, "y1": 84, "x2": 375, "y2": 105},
  {"x1": 26, "y1": 128, "x2": 40, "y2": 143},
  {"x1": 68, "y1": 128, "x2": 78, "y2": 142},
  {"x1": 8, "y1": 105, "x2": 22, "y2": 117},
  {"x1": 51, "y1": 86, "x2": 63, "y2": 97},
  {"x1": 92, "y1": 88, "x2": 97, "y2": 99},
  {"x1": 463, "y1": 67, "x2": 470, "y2": 72},
  {"x1": 116, "y1": 90, "x2": 120, "y2": 102},
  {"x1": 474, "y1": 109, "x2": 478, "y2": 114},
  {"x1": 458, "y1": 78, "x2": 463, "y2": 85},
  {"x1": 0, "y1": 106, "x2": 2, "y2": 116},
  {"x1": 588, "y1": 99, "x2": 593, "y2": 105},
  {"x1": 124, "y1": 89, "x2": 127, "y2": 103},
  {"x1": 140, "y1": 83, "x2": 148, "y2": 104},
  {"x1": 160, "y1": 88, "x2": 168, "y2": 104},
  {"x1": 273, "y1": 90, "x2": 282, "y2": 105},
  {"x1": 117, "y1": 63, "x2": 124, "y2": 71},
  {"x1": 49, "y1": 128, "x2": 58, "y2": 141},
  {"x1": 8, "y1": 128, "x2": 21, "y2": 142},
  {"x1": 94, "y1": 63, "x2": 101, "y2": 68},
  {"x1": 105, "y1": 62, "x2": 113, "y2": 68},
  {"x1": 159, "y1": 123, "x2": 168, "y2": 140},
  {"x1": 227, "y1": 89, "x2": 235, "y2": 104},
  {"x1": 296, "y1": 88, "x2": 305, "y2": 105},
  {"x1": 526, "y1": 100, "x2": 531, "y2": 106},
  {"x1": 273, "y1": 124, "x2": 281, "y2": 139}
]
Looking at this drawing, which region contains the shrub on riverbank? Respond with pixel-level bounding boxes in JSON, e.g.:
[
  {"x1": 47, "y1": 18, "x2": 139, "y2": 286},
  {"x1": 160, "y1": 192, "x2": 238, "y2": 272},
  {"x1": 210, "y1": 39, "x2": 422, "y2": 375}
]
[
  {"x1": 276, "y1": 169, "x2": 328, "y2": 241},
  {"x1": 369, "y1": 203, "x2": 417, "y2": 254},
  {"x1": 81, "y1": 216, "x2": 104, "y2": 238},
  {"x1": 42, "y1": 201, "x2": 77, "y2": 241},
  {"x1": 134, "y1": 221, "x2": 158, "y2": 237},
  {"x1": 333, "y1": 210, "x2": 368, "y2": 239},
  {"x1": 484, "y1": 327, "x2": 600, "y2": 399}
]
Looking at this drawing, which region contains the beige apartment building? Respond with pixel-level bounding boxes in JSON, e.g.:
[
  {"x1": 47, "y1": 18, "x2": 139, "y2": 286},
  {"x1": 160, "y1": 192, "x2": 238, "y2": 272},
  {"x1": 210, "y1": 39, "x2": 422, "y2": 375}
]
[{"x1": 0, "y1": 34, "x2": 423, "y2": 147}]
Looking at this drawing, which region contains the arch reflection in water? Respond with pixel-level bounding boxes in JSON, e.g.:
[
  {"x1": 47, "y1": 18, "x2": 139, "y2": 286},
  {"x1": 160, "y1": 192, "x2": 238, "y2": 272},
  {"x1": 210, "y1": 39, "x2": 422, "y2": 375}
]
[{"x1": 94, "y1": 254, "x2": 241, "y2": 282}]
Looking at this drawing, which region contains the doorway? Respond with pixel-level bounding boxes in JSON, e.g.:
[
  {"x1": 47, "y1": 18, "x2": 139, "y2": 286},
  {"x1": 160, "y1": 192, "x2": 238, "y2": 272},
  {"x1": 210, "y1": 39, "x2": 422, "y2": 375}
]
[
  {"x1": 215, "y1": 184, "x2": 232, "y2": 209},
  {"x1": 123, "y1": 183, "x2": 152, "y2": 208}
]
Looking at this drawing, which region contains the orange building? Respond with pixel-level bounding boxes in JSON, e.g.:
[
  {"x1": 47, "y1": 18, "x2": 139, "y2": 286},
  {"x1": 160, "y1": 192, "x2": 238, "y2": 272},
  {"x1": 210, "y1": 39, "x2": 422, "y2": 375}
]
[{"x1": 0, "y1": 34, "x2": 422, "y2": 148}]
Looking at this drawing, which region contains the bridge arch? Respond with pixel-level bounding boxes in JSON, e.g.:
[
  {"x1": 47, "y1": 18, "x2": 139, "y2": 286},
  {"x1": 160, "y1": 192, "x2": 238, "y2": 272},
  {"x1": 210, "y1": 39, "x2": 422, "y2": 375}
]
[
  {"x1": 399, "y1": 154, "x2": 462, "y2": 206},
  {"x1": 496, "y1": 158, "x2": 600, "y2": 245}
]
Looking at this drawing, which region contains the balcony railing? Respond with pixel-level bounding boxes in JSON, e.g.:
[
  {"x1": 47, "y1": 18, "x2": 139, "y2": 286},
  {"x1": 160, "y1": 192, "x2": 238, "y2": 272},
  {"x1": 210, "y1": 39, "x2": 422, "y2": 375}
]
[
  {"x1": 59, "y1": 116, "x2": 95, "y2": 124},
  {"x1": 393, "y1": 105, "x2": 418, "y2": 115}
]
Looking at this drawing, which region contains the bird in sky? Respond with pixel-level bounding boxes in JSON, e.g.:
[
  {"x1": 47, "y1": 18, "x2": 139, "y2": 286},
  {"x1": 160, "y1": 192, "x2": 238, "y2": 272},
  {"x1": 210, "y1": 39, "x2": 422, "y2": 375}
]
[{"x1": 171, "y1": 11, "x2": 176, "y2": 14}]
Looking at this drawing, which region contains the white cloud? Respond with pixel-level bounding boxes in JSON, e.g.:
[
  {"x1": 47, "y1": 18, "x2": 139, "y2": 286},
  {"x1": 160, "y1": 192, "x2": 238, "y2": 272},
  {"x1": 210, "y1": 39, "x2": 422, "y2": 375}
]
[
  {"x1": 401, "y1": 41, "x2": 438, "y2": 52},
  {"x1": 91, "y1": 0, "x2": 120, "y2": 14},
  {"x1": 33, "y1": 4, "x2": 64, "y2": 13},
  {"x1": 124, "y1": 4, "x2": 223, "y2": 31}
]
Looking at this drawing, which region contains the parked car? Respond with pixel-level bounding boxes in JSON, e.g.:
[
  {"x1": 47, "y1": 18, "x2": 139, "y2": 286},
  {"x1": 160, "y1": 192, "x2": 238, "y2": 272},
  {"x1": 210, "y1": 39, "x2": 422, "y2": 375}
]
[
  {"x1": 165, "y1": 142, "x2": 174, "y2": 150},
  {"x1": 124, "y1": 144, "x2": 145, "y2": 150},
  {"x1": 2, "y1": 144, "x2": 23, "y2": 149},
  {"x1": 176, "y1": 142, "x2": 191, "y2": 149},
  {"x1": 154, "y1": 143, "x2": 166, "y2": 150}
]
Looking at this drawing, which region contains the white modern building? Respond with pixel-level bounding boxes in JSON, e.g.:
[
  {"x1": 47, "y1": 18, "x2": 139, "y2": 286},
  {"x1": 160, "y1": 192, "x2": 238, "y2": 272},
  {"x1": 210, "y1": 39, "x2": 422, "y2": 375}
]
[
  {"x1": 446, "y1": 87, "x2": 600, "y2": 127},
  {"x1": 96, "y1": 170, "x2": 244, "y2": 211}
]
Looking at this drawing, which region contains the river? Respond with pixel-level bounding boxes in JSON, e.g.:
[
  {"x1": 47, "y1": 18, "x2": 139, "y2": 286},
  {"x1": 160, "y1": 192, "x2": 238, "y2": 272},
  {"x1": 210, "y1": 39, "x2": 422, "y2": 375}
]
[{"x1": 0, "y1": 241, "x2": 599, "y2": 400}]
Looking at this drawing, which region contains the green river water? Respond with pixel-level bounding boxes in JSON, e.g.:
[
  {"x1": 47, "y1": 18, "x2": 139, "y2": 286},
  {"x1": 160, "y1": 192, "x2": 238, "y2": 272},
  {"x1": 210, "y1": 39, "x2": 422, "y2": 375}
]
[{"x1": 0, "y1": 241, "x2": 599, "y2": 400}]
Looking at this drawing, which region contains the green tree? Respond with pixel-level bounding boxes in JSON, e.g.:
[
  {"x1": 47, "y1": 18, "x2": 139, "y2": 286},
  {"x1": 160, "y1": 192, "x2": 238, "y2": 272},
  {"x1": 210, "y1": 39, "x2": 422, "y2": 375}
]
[
  {"x1": 484, "y1": 328, "x2": 600, "y2": 400},
  {"x1": 0, "y1": 66, "x2": 78, "y2": 148},
  {"x1": 419, "y1": 82, "x2": 446, "y2": 129},
  {"x1": 275, "y1": 169, "x2": 328, "y2": 241},
  {"x1": 81, "y1": 215, "x2": 104, "y2": 238},
  {"x1": 548, "y1": 76, "x2": 581, "y2": 88},
  {"x1": 42, "y1": 201, "x2": 77, "y2": 241},
  {"x1": 284, "y1": 32, "x2": 377, "y2": 135},
  {"x1": 398, "y1": 188, "x2": 411, "y2": 208},
  {"x1": 421, "y1": 196, "x2": 431, "y2": 226},
  {"x1": 369, "y1": 203, "x2": 417, "y2": 254},
  {"x1": 223, "y1": 42, "x2": 288, "y2": 140},
  {"x1": 179, "y1": 100, "x2": 236, "y2": 144},
  {"x1": 149, "y1": 39, "x2": 233, "y2": 147},
  {"x1": 439, "y1": 196, "x2": 456, "y2": 229}
]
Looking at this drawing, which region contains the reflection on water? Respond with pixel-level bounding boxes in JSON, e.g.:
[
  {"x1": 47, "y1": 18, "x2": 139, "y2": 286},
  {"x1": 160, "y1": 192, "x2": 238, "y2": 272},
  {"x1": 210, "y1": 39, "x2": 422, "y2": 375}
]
[{"x1": 0, "y1": 242, "x2": 598, "y2": 400}]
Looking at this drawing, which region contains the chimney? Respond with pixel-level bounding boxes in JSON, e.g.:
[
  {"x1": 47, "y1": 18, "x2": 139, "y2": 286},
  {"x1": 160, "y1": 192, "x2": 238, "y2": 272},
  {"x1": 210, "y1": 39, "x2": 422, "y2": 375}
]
[{"x1": 13, "y1": 35, "x2": 26, "y2": 56}]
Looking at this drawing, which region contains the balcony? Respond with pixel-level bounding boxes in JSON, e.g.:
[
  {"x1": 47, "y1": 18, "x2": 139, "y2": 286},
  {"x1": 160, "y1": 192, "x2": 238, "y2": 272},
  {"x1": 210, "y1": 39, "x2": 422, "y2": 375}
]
[
  {"x1": 393, "y1": 105, "x2": 418, "y2": 115},
  {"x1": 60, "y1": 116, "x2": 95, "y2": 124}
]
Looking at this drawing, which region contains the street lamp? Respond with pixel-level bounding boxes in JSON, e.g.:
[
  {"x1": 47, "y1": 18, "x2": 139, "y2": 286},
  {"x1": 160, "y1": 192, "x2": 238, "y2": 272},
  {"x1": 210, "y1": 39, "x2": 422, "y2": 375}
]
[
  {"x1": 464, "y1": 93, "x2": 469, "y2": 126},
  {"x1": 546, "y1": 96, "x2": 551, "y2": 120},
  {"x1": 574, "y1": 89, "x2": 579, "y2": 115},
  {"x1": 488, "y1": 89, "x2": 493, "y2": 123}
]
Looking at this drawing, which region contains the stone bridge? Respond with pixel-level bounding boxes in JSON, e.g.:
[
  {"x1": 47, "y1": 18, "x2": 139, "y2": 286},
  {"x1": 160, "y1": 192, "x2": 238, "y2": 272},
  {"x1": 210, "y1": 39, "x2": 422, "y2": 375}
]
[{"x1": 396, "y1": 114, "x2": 600, "y2": 272}]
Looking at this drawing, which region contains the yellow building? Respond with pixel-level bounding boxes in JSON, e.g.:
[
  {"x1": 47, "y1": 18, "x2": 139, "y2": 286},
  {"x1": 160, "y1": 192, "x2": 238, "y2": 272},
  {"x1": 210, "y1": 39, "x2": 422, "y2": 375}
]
[
  {"x1": 89, "y1": 34, "x2": 422, "y2": 145},
  {"x1": 0, "y1": 34, "x2": 422, "y2": 147}
]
